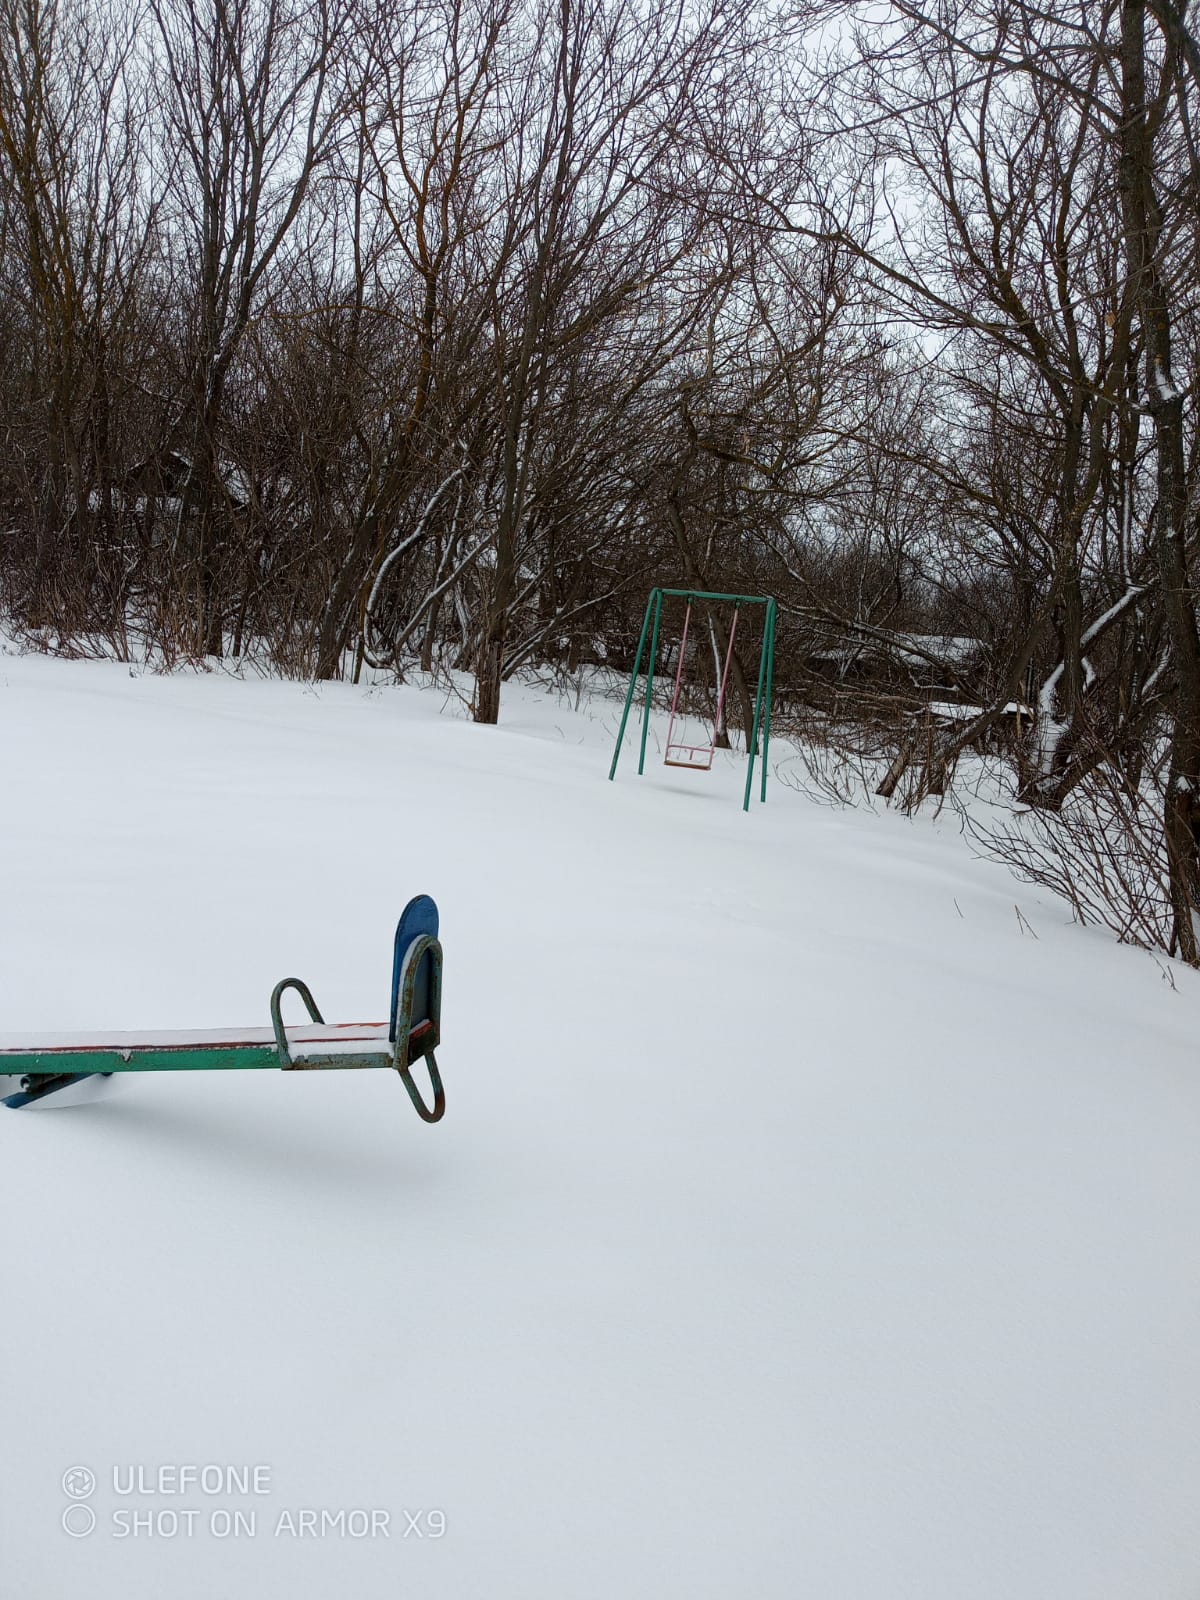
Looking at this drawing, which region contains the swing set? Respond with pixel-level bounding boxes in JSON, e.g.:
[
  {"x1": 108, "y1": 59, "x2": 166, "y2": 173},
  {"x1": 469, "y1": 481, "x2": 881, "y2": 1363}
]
[{"x1": 608, "y1": 588, "x2": 777, "y2": 810}]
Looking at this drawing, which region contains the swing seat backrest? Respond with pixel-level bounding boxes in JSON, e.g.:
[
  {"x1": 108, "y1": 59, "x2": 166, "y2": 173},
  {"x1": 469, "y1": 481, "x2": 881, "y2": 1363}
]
[{"x1": 389, "y1": 894, "x2": 440, "y2": 1042}]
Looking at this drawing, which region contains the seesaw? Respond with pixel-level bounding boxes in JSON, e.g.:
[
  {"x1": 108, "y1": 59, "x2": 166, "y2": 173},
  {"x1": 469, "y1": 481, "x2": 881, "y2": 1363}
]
[{"x1": 0, "y1": 896, "x2": 445, "y2": 1122}]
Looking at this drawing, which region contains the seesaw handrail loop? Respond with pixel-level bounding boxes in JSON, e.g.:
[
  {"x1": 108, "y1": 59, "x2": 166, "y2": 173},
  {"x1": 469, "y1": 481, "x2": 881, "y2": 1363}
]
[
  {"x1": 269, "y1": 978, "x2": 326, "y2": 1068},
  {"x1": 392, "y1": 934, "x2": 445, "y2": 1123}
]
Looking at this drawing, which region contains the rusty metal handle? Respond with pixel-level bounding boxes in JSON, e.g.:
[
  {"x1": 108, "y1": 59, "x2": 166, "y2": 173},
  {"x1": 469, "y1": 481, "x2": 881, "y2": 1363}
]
[
  {"x1": 391, "y1": 933, "x2": 445, "y2": 1121},
  {"x1": 391, "y1": 935, "x2": 441, "y2": 1070},
  {"x1": 270, "y1": 978, "x2": 325, "y2": 1066},
  {"x1": 398, "y1": 1051, "x2": 445, "y2": 1123}
]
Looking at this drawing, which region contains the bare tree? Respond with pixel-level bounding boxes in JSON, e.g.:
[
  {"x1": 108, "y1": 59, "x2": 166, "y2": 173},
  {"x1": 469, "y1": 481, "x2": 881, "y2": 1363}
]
[{"x1": 151, "y1": 0, "x2": 348, "y2": 655}]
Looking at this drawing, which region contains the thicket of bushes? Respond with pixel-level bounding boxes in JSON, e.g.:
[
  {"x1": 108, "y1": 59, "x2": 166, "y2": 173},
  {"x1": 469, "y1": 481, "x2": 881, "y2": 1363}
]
[{"x1": 3, "y1": 0, "x2": 1199, "y2": 954}]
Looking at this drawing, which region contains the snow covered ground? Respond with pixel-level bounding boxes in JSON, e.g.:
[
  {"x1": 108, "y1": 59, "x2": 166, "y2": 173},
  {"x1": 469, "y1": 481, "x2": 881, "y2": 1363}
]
[{"x1": 1, "y1": 647, "x2": 1198, "y2": 1600}]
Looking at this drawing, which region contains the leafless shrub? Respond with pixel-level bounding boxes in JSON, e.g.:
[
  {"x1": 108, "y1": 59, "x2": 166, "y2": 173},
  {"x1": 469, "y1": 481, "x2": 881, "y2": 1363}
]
[{"x1": 969, "y1": 759, "x2": 1176, "y2": 954}]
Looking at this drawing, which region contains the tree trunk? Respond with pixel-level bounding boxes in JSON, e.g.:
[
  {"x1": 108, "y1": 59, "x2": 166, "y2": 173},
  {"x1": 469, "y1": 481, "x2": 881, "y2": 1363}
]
[{"x1": 1118, "y1": 0, "x2": 1200, "y2": 961}]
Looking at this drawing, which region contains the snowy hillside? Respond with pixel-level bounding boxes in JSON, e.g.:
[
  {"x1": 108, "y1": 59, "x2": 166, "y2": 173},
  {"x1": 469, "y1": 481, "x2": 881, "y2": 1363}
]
[{"x1": 2, "y1": 648, "x2": 1198, "y2": 1600}]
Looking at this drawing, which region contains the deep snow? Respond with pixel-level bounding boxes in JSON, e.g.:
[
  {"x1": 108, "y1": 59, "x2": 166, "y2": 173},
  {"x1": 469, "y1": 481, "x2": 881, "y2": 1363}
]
[{"x1": 1, "y1": 648, "x2": 1198, "y2": 1600}]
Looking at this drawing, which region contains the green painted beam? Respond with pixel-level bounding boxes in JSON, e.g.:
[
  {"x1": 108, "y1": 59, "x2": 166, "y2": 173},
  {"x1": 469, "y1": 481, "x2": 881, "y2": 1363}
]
[
  {"x1": 0, "y1": 1044, "x2": 284, "y2": 1075},
  {"x1": 657, "y1": 589, "x2": 772, "y2": 605}
]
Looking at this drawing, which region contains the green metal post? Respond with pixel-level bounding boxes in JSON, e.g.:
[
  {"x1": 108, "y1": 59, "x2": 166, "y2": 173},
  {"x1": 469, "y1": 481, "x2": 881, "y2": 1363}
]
[
  {"x1": 760, "y1": 600, "x2": 776, "y2": 803},
  {"x1": 743, "y1": 615, "x2": 770, "y2": 811},
  {"x1": 609, "y1": 592, "x2": 656, "y2": 781},
  {"x1": 637, "y1": 588, "x2": 663, "y2": 775}
]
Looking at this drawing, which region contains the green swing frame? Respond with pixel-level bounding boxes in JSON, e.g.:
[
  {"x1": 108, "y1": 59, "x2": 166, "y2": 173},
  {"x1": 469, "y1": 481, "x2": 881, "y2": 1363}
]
[{"x1": 608, "y1": 589, "x2": 777, "y2": 811}]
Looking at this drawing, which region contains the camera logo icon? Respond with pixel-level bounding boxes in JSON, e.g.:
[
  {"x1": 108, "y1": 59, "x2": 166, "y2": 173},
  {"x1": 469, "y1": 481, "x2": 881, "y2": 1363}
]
[
  {"x1": 62, "y1": 1504, "x2": 97, "y2": 1538},
  {"x1": 62, "y1": 1467, "x2": 96, "y2": 1500}
]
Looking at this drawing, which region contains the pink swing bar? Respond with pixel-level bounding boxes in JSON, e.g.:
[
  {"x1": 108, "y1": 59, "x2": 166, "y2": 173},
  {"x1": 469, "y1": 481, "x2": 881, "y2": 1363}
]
[{"x1": 664, "y1": 602, "x2": 739, "y2": 770}]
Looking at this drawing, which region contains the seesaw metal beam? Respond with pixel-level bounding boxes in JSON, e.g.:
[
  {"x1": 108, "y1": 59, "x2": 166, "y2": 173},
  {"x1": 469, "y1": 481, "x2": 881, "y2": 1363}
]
[{"x1": 0, "y1": 902, "x2": 446, "y2": 1123}]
